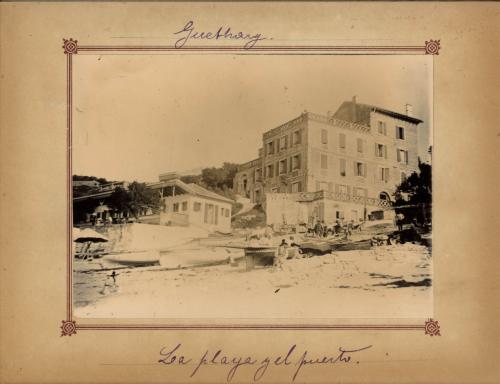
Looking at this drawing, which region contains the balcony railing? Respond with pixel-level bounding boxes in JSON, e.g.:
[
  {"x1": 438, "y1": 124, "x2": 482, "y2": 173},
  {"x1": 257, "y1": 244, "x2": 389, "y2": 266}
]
[{"x1": 294, "y1": 190, "x2": 392, "y2": 208}]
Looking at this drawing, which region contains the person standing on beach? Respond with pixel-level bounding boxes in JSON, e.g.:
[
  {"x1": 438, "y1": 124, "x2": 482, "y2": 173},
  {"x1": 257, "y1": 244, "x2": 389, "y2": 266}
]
[
  {"x1": 274, "y1": 239, "x2": 288, "y2": 270},
  {"x1": 396, "y1": 212, "x2": 405, "y2": 231}
]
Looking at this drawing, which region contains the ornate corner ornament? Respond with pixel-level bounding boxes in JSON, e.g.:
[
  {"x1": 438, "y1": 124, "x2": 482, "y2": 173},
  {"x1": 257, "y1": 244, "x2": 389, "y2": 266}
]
[
  {"x1": 63, "y1": 38, "x2": 78, "y2": 55},
  {"x1": 424, "y1": 318, "x2": 441, "y2": 336},
  {"x1": 61, "y1": 320, "x2": 77, "y2": 337},
  {"x1": 425, "y1": 39, "x2": 440, "y2": 55}
]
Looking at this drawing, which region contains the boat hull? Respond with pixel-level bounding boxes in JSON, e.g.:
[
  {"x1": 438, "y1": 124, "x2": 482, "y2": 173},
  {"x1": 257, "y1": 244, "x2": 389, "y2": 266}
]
[
  {"x1": 159, "y1": 247, "x2": 243, "y2": 269},
  {"x1": 105, "y1": 250, "x2": 160, "y2": 266}
]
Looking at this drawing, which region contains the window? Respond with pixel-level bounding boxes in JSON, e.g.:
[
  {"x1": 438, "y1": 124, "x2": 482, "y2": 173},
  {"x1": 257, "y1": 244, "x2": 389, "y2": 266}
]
[
  {"x1": 357, "y1": 138, "x2": 363, "y2": 153},
  {"x1": 396, "y1": 126, "x2": 405, "y2": 140},
  {"x1": 320, "y1": 154, "x2": 328, "y2": 169},
  {"x1": 376, "y1": 143, "x2": 387, "y2": 158},
  {"x1": 255, "y1": 168, "x2": 262, "y2": 181},
  {"x1": 378, "y1": 121, "x2": 387, "y2": 135},
  {"x1": 321, "y1": 129, "x2": 328, "y2": 144},
  {"x1": 279, "y1": 136, "x2": 288, "y2": 151},
  {"x1": 355, "y1": 162, "x2": 366, "y2": 177},
  {"x1": 173, "y1": 203, "x2": 179, "y2": 212},
  {"x1": 266, "y1": 164, "x2": 273, "y2": 178},
  {"x1": 193, "y1": 202, "x2": 201, "y2": 212},
  {"x1": 224, "y1": 208, "x2": 230, "y2": 218},
  {"x1": 182, "y1": 201, "x2": 188, "y2": 211},
  {"x1": 336, "y1": 211, "x2": 344, "y2": 219},
  {"x1": 339, "y1": 133, "x2": 346, "y2": 149},
  {"x1": 293, "y1": 130, "x2": 301, "y2": 145},
  {"x1": 266, "y1": 141, "x2": 274, "y2": 155},
  {"x1": 379, "y1": 167, "x2": 390, "y2": 182},
  {"x1": 292, "y1": 155, "x2": 301, "y2": 170},
  {"x1": 279, "y1": 159, "x2": 287, "y2": 175},
  {"x1": 339, "y1": 158, "x2": 346, "y2": 176},
  {"x1": 397, "y1": 149, "x2": 409, "y2": 164},
  {"x1": 291, "y1": 182, "x2": 301, "y2": 193}
]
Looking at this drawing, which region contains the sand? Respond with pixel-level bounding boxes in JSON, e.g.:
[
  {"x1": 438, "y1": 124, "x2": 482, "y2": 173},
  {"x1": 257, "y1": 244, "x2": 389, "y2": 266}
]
[{"x1": 74, "y1": 242, "x2": 432, "y2": 319}]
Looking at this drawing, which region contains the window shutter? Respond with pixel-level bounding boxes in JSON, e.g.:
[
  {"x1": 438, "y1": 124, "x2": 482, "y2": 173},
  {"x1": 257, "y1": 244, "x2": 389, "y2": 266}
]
[
  {"x1": 375, "y1": 143, "x2": 378, "y2": 157},
  {"x1": 353, "y1": 161, "x2": 357, "y2": 175},
  {"x1": 384, "y1": 145, "x2": 387, "y2": 159},
  {"x1": 297, "y1": 155, "x2": 301, "y2": 169},
  {"x1": 289, "y1": 157, "x2": 293, "y2": 172},
  {"x1": 363, "y1": 164, "x2": 367, "y2": 177},
  {"x1": 397, "y1": 149, "x2": 401, "y2": 162}
]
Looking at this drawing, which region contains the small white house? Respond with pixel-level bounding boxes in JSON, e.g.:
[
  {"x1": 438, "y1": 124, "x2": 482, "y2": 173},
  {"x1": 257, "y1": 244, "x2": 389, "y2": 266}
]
[{"x1": 148, "y1": 174, "x2": 233, "y2": 233}]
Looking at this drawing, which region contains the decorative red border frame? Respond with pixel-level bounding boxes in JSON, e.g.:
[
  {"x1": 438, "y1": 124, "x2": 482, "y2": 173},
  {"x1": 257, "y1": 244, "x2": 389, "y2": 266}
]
[{"x1": 62, "y1": 38, "x2": 441, "y2": 337}]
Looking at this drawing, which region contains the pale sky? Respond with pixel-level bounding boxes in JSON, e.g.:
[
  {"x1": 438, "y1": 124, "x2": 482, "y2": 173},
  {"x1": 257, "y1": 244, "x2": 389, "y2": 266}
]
[{"x1": 73, "y1": 54, "x2": 432, "y2": 183}]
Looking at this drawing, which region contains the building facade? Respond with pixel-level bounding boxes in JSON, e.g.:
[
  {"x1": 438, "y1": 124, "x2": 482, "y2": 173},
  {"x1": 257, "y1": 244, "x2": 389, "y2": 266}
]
[
  {"x1": 234, "y1": 97, "x2": 423, "y2": 223},
  {"x1": 148, "y1": 173, "x2": 233, "y2": 233}
]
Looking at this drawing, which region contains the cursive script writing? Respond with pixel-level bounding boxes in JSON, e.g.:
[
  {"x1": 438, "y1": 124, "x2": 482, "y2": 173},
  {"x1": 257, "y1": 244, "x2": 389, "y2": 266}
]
[
  {"x1": 173, "y1": 21, "x2": 269, "y2": 49},
  {"x1": 158, "y1": 343, "x2": 372, "y2": 382}
]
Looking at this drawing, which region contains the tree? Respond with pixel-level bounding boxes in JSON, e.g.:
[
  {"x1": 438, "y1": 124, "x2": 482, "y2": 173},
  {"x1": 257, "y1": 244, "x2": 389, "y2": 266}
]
[
  {"x1": 180, "y1": 174, "x2": 202, "y2": 185},
  {"x1": 395, "y1": 160, "x2": 431, "y2": 204},
  {"x1": 108, "y1": 182, "x2": 160, "y2": 218},
  {"x1": 72, "y1": 175, "x2": 110, "y2": 184},
  {"x1": 200, "y1": 162, "x2": 239, "y2": 190},
  {"x1": 394, "y1": 160, "x2": 432, "y2": 224}
]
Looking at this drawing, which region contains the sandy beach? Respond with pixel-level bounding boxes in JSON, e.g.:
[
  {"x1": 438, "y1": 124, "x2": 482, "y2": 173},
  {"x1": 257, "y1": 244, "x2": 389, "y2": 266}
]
[{"x1": 74, "y1": 242, "x2": 432, "y2": 319}]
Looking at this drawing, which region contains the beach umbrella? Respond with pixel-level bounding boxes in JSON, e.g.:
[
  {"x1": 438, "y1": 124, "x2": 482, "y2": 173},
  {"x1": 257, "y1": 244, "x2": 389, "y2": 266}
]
[{"x1": 74, "y1": 228, "x2": 108, "y2": 243}]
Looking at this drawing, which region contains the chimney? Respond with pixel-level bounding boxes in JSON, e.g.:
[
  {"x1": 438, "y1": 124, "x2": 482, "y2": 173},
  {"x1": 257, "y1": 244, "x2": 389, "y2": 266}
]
[
  {"x1": 351, "y1": 95, "x2": 357, "y2": 122},
  {"x1": 405, "y1": 103, "x2": 413, "y2": 116}
]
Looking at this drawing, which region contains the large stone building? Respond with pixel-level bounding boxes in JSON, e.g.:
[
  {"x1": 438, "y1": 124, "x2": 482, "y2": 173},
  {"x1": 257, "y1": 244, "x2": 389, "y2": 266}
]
[{"x1": 234, "y1": 97, "x2": 423, "y2": 224}]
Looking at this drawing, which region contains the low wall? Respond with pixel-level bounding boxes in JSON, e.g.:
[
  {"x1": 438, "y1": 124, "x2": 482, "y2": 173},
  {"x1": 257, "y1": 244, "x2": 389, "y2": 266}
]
[{"x1": 75, "y1": 223, "x2": 209, "y2": 254}]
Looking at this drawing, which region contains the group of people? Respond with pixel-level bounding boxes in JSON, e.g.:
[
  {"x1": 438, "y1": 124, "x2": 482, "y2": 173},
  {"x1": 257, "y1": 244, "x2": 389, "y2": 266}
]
[
  {"x1": 89, "y1": 214, "x2": 129, "y2": 226},
  {"x1": 309, "y1": 219, "x2": 359, "y2": 240},
  {"x1": 273, "y1": 237, "x2": 303, "y2": 270}
]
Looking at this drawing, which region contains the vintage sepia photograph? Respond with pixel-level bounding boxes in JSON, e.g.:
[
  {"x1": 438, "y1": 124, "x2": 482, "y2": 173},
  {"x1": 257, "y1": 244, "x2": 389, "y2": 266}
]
[{"x1": 72, "y1": 54, "x2": 433, "y2": 320}]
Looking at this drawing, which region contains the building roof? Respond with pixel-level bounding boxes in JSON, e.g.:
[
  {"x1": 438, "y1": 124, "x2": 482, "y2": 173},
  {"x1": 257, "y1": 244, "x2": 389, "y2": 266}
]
[
  {"x1": 187, "y1": 183, "x2": 234, "y2": 204},
  {"x1": 149, "y1": 178, "x2": 233, "y2": 204},
  {"x1": 333, "y1": 100, "x2": 423, "y2": 125}
]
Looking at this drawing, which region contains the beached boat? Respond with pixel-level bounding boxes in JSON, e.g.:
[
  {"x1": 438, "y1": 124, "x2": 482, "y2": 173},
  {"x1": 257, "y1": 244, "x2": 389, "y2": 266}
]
[
  {"x1": 105, "y1": 249, "x2": 161, "y2": 266},
  {"x1": 159, "y1": 247, "x2": 243, "y2": 269},
  {"x1": 298, "y1": 240, "x2": 332, "y2": 255}
]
